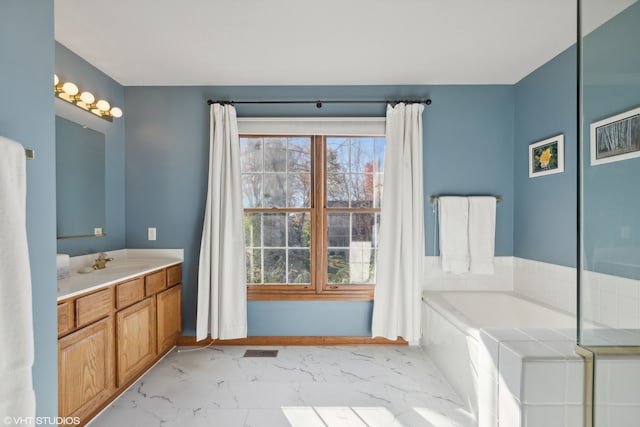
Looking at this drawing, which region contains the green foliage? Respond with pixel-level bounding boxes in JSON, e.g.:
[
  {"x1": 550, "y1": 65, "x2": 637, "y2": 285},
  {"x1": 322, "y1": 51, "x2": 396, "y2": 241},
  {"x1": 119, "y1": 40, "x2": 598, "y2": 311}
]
[{"x1": 327, "y1": 253, "x2": 349, "y2": 284}]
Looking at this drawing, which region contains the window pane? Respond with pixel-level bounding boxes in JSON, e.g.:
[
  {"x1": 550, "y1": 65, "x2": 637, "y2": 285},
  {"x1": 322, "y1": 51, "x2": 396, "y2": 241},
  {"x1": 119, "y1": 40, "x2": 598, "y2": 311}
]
[
  {"x1": 327, "y1": 213, "x2": 379, "y2": 284},
  {"x1": 246, "y1": 249, "x2": 262, "y2": 284},
  {"x1": 373, "y1": 173, "x2": 383, "y2": 208},
  {"x1": 352, "y1": 213, "x2": 375, "y2": 243},
  {"x1": 264, "y1": 174, "x2": 286, "y2": 207},
  {"x1": 327, "y1": 249, "x2": 349, "y2": 284},
  {"x1": 244, "y1": 212, "x2": 311, "y2": 285},
  {"x1": 244, "y1": 213, "x2": 261, "y2": 248},
  {"x1": 242, "y1": 174, "x2": 262, "y2": 208},
  {"x1": 349, "y1": 174, "x2": 374, "y2": 208},
  {"x1": 264, "y1": 249, "x2": 286, "y2": 283},
  {"x1": 350, "y1": 137, "x2": 375, "y2": 173},
  {"x1": 240, "y1": 137, "x2": 263, "y2": 173},
  {"x1": 288, "y1": 213, "x2": 311, "y2": 247},
  {"x1": 288, "y1": 137, "x2": 311, "y2": 172},
  {"x1": 288, "y1": 249, "x2": 310, "y2": 284},
  {"x1": 327, "y1": 138, "x2": 350, "y2": 173},
  {"x1": 374, "y1": 137, "x2": 385, "y2": 172},
  {"x1": 243, "y1": 134, "x2": 384, "y2": 292},
  {"x1": 263, "y1": 213, "x2": 286, "y2": 247},
  {"x1": 327, "y1": 213, "x2": 350, "y2": 247},
  {"x1": 264, "y1": 137, "x2": 287, "y2": 172},
  {"x1": 327, "y1": 173, "x2": 350, "y2": 208},
  {"x1": 349, "y1": 242, "x2": 374, "y2": 284},
  {"x1": 287, "y1": 173, "x2": 311, "y2": 208}
]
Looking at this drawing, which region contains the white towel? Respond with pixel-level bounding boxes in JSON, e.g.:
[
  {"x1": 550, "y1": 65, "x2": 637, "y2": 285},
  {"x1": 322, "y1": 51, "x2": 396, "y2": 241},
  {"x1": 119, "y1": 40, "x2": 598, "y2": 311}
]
[
  {"x1": 468, "y1": 196, "x2": 496, "y2": 274},
  {"x1": 0, "y1": 136, "x2": 35, "y2": 420},
  {"x1": 438, "y1": 197, "x2": 470, "y2": 274}
]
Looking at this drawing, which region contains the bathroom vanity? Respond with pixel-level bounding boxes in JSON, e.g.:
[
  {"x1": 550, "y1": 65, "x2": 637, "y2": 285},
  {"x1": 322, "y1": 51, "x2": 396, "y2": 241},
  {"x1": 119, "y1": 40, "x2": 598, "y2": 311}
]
[{"x1": 57, "y1": 249, "x2": 183, "y2": 425}]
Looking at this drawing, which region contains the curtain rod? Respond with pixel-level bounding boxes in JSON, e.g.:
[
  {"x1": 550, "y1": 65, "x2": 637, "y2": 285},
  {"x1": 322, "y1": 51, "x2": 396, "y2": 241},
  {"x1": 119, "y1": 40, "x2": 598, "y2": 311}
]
[{"x1": 206, "y1": 99, "x2": 432, "y2": 108}]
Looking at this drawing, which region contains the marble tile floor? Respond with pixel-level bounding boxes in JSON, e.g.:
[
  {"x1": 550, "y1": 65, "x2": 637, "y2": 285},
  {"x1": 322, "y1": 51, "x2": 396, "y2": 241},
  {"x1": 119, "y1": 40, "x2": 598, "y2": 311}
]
[{"x1": 88, "y1": 345, "x2": 475, "y2": 427}]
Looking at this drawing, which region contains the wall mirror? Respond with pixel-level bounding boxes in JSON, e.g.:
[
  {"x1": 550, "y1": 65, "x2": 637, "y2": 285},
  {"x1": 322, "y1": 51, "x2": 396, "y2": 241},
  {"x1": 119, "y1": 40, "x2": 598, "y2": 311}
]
[{"x1": 55, "y1": 115, "x2": 106, "y2": 239}]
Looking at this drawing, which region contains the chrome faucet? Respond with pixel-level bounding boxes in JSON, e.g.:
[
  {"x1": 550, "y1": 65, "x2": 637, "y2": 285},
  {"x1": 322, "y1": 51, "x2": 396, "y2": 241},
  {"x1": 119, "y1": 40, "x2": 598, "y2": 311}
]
[{"x1": 92, "y1": 252, "x2": 114, "y2": 270}]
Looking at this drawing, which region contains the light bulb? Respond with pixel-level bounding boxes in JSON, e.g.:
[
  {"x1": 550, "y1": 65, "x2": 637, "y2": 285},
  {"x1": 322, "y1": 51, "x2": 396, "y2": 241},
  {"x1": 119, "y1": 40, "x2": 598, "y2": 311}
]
[
  {"x1": 79, "y1": 91, "x2": 95, "y2": 104},
  {"x1": 96, "y1": 99, "x2": 110, "y2": 111},
  {"x1": 54, "y1": 74, "x2": 59, "y2": 86},
  {"x1": 62, "y1": 82, "x2": 78, "y2": 96},
  {"x1": 110, "y1": 107, "x2": 123, "y2": 118}
]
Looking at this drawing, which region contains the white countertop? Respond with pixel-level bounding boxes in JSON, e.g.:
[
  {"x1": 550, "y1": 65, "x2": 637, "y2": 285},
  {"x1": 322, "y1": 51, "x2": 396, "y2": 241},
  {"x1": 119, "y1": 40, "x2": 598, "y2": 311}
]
[{"x1": 57, "y1": 248, "x2": 184, "y2": 301}]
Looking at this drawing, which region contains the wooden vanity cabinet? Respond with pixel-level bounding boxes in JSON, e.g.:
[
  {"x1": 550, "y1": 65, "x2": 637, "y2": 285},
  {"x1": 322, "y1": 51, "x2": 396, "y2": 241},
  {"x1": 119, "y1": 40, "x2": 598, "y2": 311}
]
[
  {"x1": 157, "y1": 284, "x2": 182, "y2": 354},
  {"x1": 116, "y1": 296, "x2": 157, "y2": 386},
  {"x1": 58, "y1": 315, "x2": 115, "y2": 421},
  {"x1": 58, "y1": 263, "x2": 182, "y2": 426}
]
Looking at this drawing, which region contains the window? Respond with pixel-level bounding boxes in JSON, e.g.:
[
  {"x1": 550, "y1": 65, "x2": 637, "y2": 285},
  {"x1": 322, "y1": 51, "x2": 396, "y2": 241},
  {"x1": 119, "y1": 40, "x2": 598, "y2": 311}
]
[{"x1": 240, "y1": 134, "x2": 385, "y2": 300}]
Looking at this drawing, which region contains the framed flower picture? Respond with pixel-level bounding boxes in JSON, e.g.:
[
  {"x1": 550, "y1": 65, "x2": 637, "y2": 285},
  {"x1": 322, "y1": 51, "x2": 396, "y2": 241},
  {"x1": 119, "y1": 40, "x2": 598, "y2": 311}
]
[{"x1": 529, "y1": 134, "x2": 564, "y2": 178}]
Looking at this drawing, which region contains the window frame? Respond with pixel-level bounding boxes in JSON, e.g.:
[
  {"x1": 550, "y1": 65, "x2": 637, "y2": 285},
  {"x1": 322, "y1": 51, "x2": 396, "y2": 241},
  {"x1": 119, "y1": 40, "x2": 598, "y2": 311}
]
[{"x1": 242, "y1": 133, "x2": 382, "y2": 302}]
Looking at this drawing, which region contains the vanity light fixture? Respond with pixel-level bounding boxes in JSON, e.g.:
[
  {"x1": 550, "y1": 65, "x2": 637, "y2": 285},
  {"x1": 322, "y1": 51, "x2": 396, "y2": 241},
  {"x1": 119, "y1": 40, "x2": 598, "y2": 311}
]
[{"x1": 54, "y1": 74, "x2": 123, "y2": 122}]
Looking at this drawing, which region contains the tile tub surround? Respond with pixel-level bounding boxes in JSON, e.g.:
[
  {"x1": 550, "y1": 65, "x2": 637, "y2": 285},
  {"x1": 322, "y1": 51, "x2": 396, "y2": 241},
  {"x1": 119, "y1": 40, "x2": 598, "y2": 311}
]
[
  {"x1": 421, "y1": 291, "x2": 581, "y2": 426},
  {"x1": 424, "y1": 256, "x2": 577, "y2": 316},
  {"x1": 482, "y1": 329, "x2": 583, "y2": 427},
  {"x1": 423, "y1": 256, "x2": 514, "y2": 292},
  {"x1": 582, "y1": 270, "x2": 640, "y2": 332},
  {"x1": 511, "y1": 257, "x2": 640, "y2": 336},
  {"x1": 87, "y1": 346, "x2": 475, "y2": 427},
  {"x1": 594, "y1": 356, "x2": 640, "y2": 426},
  {"x1": 58, "y1": 248, "x2": 184, "y2": 300},
  {"x1": 513, "y1": 258, "x2": 576, "y2": 316}
]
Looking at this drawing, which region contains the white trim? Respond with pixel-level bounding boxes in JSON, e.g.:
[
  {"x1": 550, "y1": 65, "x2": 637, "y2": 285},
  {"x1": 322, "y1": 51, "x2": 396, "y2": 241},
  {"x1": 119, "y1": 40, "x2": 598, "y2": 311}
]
[{"x1": 237, "y1": 117, "x2": 386, "y2": 136}]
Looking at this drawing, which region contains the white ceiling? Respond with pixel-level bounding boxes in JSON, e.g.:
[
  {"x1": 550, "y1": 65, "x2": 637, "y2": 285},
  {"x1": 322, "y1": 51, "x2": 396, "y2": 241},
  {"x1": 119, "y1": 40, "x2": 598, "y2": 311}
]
[{"x1": 54, "y1": 0, "x2": 636, "y2": 86}]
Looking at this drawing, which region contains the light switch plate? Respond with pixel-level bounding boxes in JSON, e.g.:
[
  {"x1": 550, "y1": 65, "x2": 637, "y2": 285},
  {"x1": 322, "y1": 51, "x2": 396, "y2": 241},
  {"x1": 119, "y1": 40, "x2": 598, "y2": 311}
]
[{"x1": 148, "y1": 227, "x2": 156, "y2": 241}]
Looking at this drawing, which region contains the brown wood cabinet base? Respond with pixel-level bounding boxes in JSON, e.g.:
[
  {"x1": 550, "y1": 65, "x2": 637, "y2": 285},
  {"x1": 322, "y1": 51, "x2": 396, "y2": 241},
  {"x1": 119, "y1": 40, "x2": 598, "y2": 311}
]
[{"x1": 58, "y1": 263, "x2": 182, "y2": 426}]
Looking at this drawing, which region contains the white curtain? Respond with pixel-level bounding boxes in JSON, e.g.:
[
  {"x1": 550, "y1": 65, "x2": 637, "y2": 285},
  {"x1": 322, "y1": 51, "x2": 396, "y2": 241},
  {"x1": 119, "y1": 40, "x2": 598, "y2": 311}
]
[
  {"x1": 196, "y1": 104, "x2": 247, "y2": 341},
  {"x1": 371, "y1": 103, "x2": 425, "y2": 343}
]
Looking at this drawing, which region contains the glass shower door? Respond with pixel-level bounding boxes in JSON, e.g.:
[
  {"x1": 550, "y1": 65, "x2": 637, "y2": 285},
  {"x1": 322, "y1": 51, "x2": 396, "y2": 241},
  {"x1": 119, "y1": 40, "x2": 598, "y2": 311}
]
[{"x1": 578, "y1": 1, "x2": 640, "y2": 426}]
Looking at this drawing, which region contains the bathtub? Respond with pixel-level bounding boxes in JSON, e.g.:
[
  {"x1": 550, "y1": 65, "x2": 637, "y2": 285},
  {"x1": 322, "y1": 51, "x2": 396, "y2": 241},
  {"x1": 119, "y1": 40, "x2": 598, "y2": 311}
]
[{"x1": 420, "y1": 291, "x2": 577, "y2": 425}]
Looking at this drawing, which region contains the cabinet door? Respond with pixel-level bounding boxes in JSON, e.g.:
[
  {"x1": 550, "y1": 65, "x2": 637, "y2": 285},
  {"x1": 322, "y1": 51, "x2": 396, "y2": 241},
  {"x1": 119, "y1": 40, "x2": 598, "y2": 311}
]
[
  {"x1": 58, "y1": 317, "x2": 115, "y2": 420},
  {"x1": 157, "y1": 284, "x2": 182, "y2": 355},
  {"x1": 116, "y1": 297, "x2": 157, "y2": 387}
]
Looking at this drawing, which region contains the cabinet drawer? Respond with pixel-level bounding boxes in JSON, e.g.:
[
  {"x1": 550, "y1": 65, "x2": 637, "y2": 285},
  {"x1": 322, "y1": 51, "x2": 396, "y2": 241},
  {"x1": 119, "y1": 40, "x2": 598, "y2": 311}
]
[
  {"x1": 116, "y1": 278, "x2": 145, "y2": 310},
  {"x1": 166, "y1": 264, "x2": 182, "y2": 287},
  {"x1": 145, "y1": 270, "x2": 166, "y2": 295},
  {"x1": 75, "y1": 289, "x2": 112, "y2": 328},
  {"x1": 57, "y1": 301, "x2": 74, "y2": 337}
]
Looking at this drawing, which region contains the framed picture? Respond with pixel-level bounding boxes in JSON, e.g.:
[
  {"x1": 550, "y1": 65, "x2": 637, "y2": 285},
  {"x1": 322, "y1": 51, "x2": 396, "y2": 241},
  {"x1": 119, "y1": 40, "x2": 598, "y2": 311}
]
[
  {"x1": 590, "y1": 107, "x2": 640, "y2": 165},
  {"x1": 529, "y1": 134, "x2": 564, "y2": 178}
]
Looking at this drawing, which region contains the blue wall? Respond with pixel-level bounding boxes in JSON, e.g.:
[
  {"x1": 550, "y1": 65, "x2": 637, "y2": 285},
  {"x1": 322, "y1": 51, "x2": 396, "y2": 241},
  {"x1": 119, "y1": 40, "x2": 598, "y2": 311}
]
[
  {"x1": 424, "y1": 86, "x2": 514, "y2": 257},
  {"x1": 581, "y1": 2, "x2": 640, "y2": 279},
  {"x1": 0, "y1": 0, "x2": 57, "y2": 417},
  {"x1": 55, "y1": 42, "x2": 126, "y2": 256},
  {"x1": 124, "y1": 85, "x2": 515, "y2": 336},
  {"x1": 513, "y1": 46, "x2": 578, "y2": 267}
]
